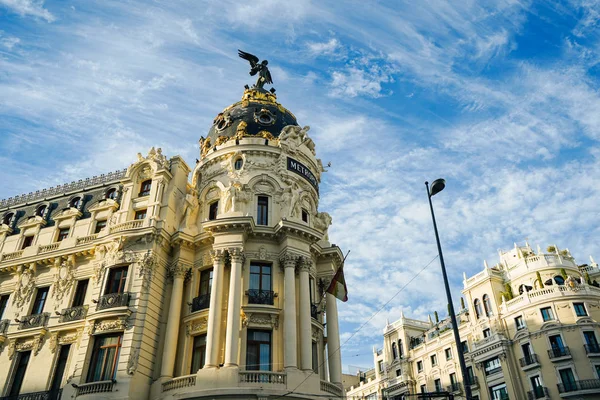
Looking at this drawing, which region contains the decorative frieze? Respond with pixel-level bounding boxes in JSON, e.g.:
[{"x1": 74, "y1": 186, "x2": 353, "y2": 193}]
[
  {"x1": 88, "y1": 317, "x2": 130, "y2": 335},
  {"x1": 52, "y1": 256, "x2": 75, "y2": 308},
  {"x1": 138, "y1": 251, "x2": 156, "y2": 293},
  {"x1": 242, "y1": 312, "x2": 279, "y2": 330},
  {"x1": 128, "y1": 346, "x2": 140, "y2": 375},
  {"x1": 186, "y1": 317, "x2": 208, "y2": 336}
]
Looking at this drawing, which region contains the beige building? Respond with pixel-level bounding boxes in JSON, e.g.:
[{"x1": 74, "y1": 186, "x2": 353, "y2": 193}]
[
  {"x1": 346, "y1": 243, "x2": 600, "y2": 400},
  {"x1": 0, "y1": 86, "x2": 345, "y2": 399}
]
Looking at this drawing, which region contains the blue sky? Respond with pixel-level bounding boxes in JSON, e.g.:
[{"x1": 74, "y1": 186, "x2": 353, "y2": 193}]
[{"x1": 1, "y1": 0, "x2": 600, "y2": 372}]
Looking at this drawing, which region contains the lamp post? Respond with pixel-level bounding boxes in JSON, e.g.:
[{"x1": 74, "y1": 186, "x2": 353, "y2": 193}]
[{"x1": 425, "y1": 179, "x2": 472, "y2": 400}]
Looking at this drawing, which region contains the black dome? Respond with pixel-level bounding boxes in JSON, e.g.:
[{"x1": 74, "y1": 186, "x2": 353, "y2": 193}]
[{"x1": 205, "y1": 88, "x2": 298, "y2": 148}]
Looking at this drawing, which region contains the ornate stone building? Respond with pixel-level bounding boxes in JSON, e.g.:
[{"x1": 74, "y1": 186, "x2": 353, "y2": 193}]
[
  {"x1": 0, "y1": 86, "x2": 345, "y2": 399},
  {"x1": 346, "y1": 243, "x2": 600, "y2": 400}
]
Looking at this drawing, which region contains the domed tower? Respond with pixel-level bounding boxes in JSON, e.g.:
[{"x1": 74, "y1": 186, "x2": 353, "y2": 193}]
[{"x1": 156, "y1": 58, "x2": 346, "y2": 399}]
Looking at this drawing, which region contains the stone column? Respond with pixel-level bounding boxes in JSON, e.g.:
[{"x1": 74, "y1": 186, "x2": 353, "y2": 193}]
[
  {"x1": 204, "y1": 250, "x2": 225, "y2": 368},
  {"x1": 299, "y1": 257, "x2": 312, "y2": 371},
  {"x1": 282, "y1": 253, "x2": 298, "y2": 370},
  {"x1": 160, "y1": 264, "x2": 188, "y2": 379},
  {"x1": 326, "y1": 292, "x2": 342, "y2": 385},
  {"x1": 224, "y1": 248, "x2": 244, "y2": 367}
]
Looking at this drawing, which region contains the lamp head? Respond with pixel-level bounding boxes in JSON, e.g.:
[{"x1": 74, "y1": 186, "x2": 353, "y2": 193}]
[{"x1": 429, "y1": 178, "x2": 446, "y2": 197}]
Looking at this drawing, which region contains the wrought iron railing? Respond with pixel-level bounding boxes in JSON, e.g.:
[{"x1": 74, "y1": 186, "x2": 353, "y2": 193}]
[
  {"x1": 18, "y1": 313, "x2": 49, "y2": 330},
  {"x1": 76, "y1": 380, "x2": 116, "y2": 396},
  {"x1": 584, "y1": 343, "x2": 600, "y2": 354},
  {"x1": 161, "y1": 375, "x2": 196, "y2": 392},
  {"x1": 0, "y1": 319, "x2": 10, "y2": 334},
  {"x1": 239, "y1": 371, "x2": 286, "y2": 384},
  {"x1": 59, "y1": 305, "x2": 88, "y2": 323},
  {"x1": 548, "y1": 346, "x2": 570, "y2": 359},
  {"x1": 246, "y1": 289, "x2": 274, "y2": 305},
  {"x1": 519, "y1": 353, "x2": 539, "y2": 367},
  {"x1": 447, "y1": 382, "x2": 462, "y2": 393},
  {"x1": 96, "y1": 292, "x2": 129, "y2": 311},
  {"x1": 0, "y1": 389, "x2": 62, "y2": 400},
  {"x1": 527, "y1": 386, "x2": 549, "y2": 399},
  {"x1": 190, "y1": 294, "x2": 210, "y2": 312},
  {"x1": 557, "y1": 379, "x2": 600, "y2": 393}
]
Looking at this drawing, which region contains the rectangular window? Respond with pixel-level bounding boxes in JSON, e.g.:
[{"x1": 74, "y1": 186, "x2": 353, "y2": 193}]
[
  {"x1": 559, "y1": 368, "x2": 576, "y2": 392},
  {"x1": 483, "y1": 328, "x2": 491, "y2": 338},
  {"x1": 257, "y1": 196, "x2": 268, "y2": 225},
  {"x1": 445, "y1": 347, "x2": 452, "y2": 360},
  {"x1": 199, "y1": 269, "x2": 213, "y2": 296},
  {"x1": 515, "y1": 315, "x2": 525, "y2": 330},
  {"x1": 489, "y1": 383, "x2": 508, "y2": 400},
  {"x1": 208, "y1": 201, "x2": 219, "y2": 221},
  {"x1": 466, "y1": 366, "x2": 475, "y2": 384},
  {"x1": 312, "y1": 342, "x2": 319, "y2": 373},
  {"x1": 484, "y1": 357, "x2": 501, "y2": 376},
  {"x1": 248, "y1": 263, "x2": 273, "y2": 305},
  {"x1": 139, "y1": 180, "x2": 152, "y2": 197},
  {"x1": 378, "y1": 360, "x2": 384, "y2": 372},
  {"x1": 396, "y1": 368, "x2": 401, "y2": 377},
  {"x1": 57, "y1": 228, "x2": 70, "y2": 242},
  {"x1": 584, "y1": 331, "x2": 599, "y2": 353},
  {"x1": 0, "y1": 294, "x2": 9, "y2": 319},
  {"x1": 72, "y1": 279, "x2": 89, "y2": 307},
  {"x1": 105, "y1": 266, "x2": 128, "y2": 294},
  {"x1": 549, "y1": 334, "x2": 564, "y2": 350},
  {"x1": 430, "y1": 354, "x2": 437, "y2": 366},
  {"x1": 541, "y1": 307, "x2": 554, "y2": 321},
  {"x1": 450, "y1": 372, "x2": 457, "y2": 384},
  {"x1": 22, "y1": 235, "x2": 34, "y2": 249},
  {"x1": 87, "y1": 334, "x2": 122, "y2": 382},
  {"x1": 31, "y1": 287, "x2": 49, "y2": 315},
  {"x1": 246, "y1": 330, "x2": 271, "y2": 371},
  {"x1": 574, "y1": 302, "x2": 587, "y2": 317},
  {"x1": 190, "y1": 335, "x2": 206, "y2": 374},
  {"x1": 94, "y1": 220, "x2": 107, "y2": 234},
  {"x1": 50, "y1": 344, "x2": 71, "y2": 394},
  {"x1": 8, "y1": 350, "x2": 31, "y2": 396},
  {"x1": 461, "y1": 340, "x2": 468, "y2": 353},
  {"x1": 134, "y1": 209, "x2": 147, "y2": 220},
  {"x1": 420, "y1": 384, "x2": 427, "y2": 393},
  {"x1": 417, "y1": 360, "x2": 423, "y2": 372},
  {"x1": 301, "y1": 209, "x2": 309, "y2": 223},
  {"x1": 434, "y1": 378, "x2": 442, "y2": 392}
]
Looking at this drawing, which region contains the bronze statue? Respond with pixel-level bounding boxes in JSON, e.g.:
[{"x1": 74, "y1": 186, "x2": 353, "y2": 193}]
[{"x1": 238, "y1": 50, "x2": 273, "y2": 89}]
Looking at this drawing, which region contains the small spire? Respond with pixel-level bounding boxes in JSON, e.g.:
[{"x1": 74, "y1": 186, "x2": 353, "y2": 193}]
[
  {"x1": 386, "y1": 318, "x2": 390, "y2": 326},
  {"x1": 428, "y1": 314, "x2": 433, "y2": 326},
  {"x1": 501, "y1": 294, "x2": 506, "y2": 304},
  {"x1": 400, "y1": 309, "x2": 405, "y2": 319},
  {"x1": 591, "y1": 255, "x2": 597, "y2": 266},
  {"x1": 484, "y1": 260, "x2": 489, "y2": 269},
  {"x1": 537, "y1": 244, "x2": 542, "y2": 254},
  {"x1": 554, "y1": 244, "x2": 559, "y2": 254},
  {"x1": 463, "y1": 272, "x2": 467, "y2": 281}
]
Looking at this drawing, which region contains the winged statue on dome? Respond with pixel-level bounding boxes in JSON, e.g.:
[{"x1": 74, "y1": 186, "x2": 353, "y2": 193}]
[{"x1": 238, "y1": 50, "x2": 273, "y2": 90}]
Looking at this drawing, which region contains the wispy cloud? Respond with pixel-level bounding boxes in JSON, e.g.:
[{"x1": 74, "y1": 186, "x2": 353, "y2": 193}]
[{"x1": 0, "y1": 0, "x2": 55, "y2": 22}]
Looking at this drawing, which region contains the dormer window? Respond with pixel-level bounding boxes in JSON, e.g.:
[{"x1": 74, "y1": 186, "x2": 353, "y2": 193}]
[
  {"x1": 139, "y1": 180, "x2": 152, "y2": 197},
  {"x1": 105, "y1": 188, "x2": 118, "y2": 200},
  {"x1": 2, "y1": 212, "x2": 13, "y2": 226},
  {"x1": 69, "y1": 197, "x2": 81, "y2": 209},
  {"x1": 35, "y1": 205, "x2": 47, "y2": 217}
]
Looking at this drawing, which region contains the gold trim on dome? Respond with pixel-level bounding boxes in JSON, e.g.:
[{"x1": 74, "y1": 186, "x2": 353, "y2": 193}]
[
  {"x1": 214, "y1": 136, "x2": 229, "y2": 147},
  {"x1": 235, "y1": 121, "x2": 248, "y2": 139},
  {"x1": 242, "y1": 89, "x2": 277, "y2": 103},
  {"x1": 258, "y1": 130, "x2": 276, "y2": 140}
]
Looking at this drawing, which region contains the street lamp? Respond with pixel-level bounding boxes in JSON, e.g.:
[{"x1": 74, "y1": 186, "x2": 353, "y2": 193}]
[{"x1": 425, "y1": 179, "x2": 473, "y2": 400}]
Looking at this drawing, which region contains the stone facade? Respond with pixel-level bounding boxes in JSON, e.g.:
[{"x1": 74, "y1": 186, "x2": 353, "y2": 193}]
[
  {"x1": 346, "y1": 243, "x2": 600, "y2": 400},
  {"x1": 0, "y1": 88, "x2": 345, "y2": 399}
]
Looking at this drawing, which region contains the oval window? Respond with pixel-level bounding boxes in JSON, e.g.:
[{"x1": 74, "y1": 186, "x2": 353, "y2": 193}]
[{"x1": 234, "y1": 158, "x2": 243, "y2": 170}]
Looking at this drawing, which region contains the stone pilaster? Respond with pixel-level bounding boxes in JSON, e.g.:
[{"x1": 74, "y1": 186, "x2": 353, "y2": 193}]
[
  {"x1": 224, "y1": 248, "x2": 244, "y2": 367},
  {"x1": 281, "y1": 253, "x2": 298, "y2": 370},
  {"x1": 326, "y1": 292, "x2": 342, "y2": 385},
  {"x1": 204, "y1": 249, "x2": 225, "y2": 368},
  {"x1": 298, "y1": 257, "x2": 313, "y2": 371}
]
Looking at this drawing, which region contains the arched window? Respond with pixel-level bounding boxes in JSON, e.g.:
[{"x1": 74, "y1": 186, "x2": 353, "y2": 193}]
[
  {"x1": 474, "y1": 299, "x2": 482, "y2": 319},
  {"x1": 392, "y1": 342, "x2": 398, "y2": 360},
  {"x1": 483, "y1": 294, "x2": 492, "y2": 317},
  {"x1": 2, "y1": 212, "x2": 14, "y2": 226},
  {"x1": 554, "y1": 276, "x2": 565, "y2": 285},
  {"x1": 35, "y1": 205, "x2": 47, "y2": 217},
  {"x1": 105, "y1": 188, "x2": 118, "y2": 200},
  {"x1": 139, "y1": 180, "x2": 152, "y2": 197},
  {"x1": 398, "y1": 339, "x2": 403, "y2": 357},
  {"x1": 69, "y1": 197, "x2": 81, "y2": 209}
]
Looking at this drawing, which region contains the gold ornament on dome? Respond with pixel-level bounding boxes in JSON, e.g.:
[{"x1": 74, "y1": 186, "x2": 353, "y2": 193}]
[{"x1": 258, "y1": 130, "x2": 276, "y2": 140}]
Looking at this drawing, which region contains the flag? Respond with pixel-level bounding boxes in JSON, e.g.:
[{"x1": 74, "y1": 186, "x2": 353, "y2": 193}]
[{"x1": 326, "y1": 264, "x2": 348, "y2": 302}]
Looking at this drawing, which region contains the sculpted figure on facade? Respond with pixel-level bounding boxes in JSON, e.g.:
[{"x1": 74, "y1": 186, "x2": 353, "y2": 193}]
[
  {"x1": 314, "y1": 211, "x2": 333, "y2": 240},
  {"x1": 281, "y1": 182, "x2": 303, "y2": 218},
  {"x1": 179, "y1": 188, "x2": 200, "y2": 231}
]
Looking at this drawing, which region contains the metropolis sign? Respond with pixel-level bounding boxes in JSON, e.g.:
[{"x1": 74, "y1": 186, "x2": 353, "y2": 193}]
[{"x1": 287, "y1": 157, "x2": 319, "y2": 193}]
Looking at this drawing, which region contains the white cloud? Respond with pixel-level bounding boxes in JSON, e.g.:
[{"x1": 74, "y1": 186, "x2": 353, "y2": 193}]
[
  {"x1": 329, "y1": 66, "x2": 393, "y2": 98},
  {"x1": 0, "y1": 0, "x2": 55, "y2": 22},
  {"x1": 307, "y1": 38, "x2": 339, "y2": 55}
]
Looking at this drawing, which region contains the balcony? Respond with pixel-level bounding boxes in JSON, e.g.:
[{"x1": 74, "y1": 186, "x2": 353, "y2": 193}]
[
  {"x1": 584, "y1": 343, "x2": 600, "y2": 356},
  {"x1": 76, "y1": 380, "x2": 116, "y2": 396},
  {"x1": 548, "y1": 346, "x2": 571, "y2": 361},
  {"x1": 246, "y1": 289, "x2": 274, "y2": 305},
  {"x1": 239, "y1": 371, "x2": 286, "y2": 385},
  {"x1": 18, "y1": 313, "x2": 49, "y2": 330},
  {"x1": 109, "y1": 219, "x2": 144, "y2": 234},
  {"x1": 447, "y1": 382, "x2": 462, "y2": 393},
  {"x1": 59, "y1": 305, "x2": 88, "y2": 323},
  {"x1": 557, "y1": 379, "x2": 600, "y2": 394},
  {"x1": 96, "y1": 292, "x2": 129, "y2": 311},
  {"x1": 190, "y1": 294, "x2": 210, "y2": 312},
  {"x1": 467, "y1": 375, "x2": 479, "y2": 388},
  {"x1": 0, "y1": 389, "x2": 62, "y2": 400},
  {"x1": 519, "y1": 353, "x2": 540, "y2": 370},
  {"x1": 162, "y1": 375, "x2": 196, "y2": 392},
  {"x1": 485, "y1": 366, "x2": 502, "y2": 376},
  {"x1": 527, "y1": 386, "x2": 549, "y2": 399},
  {"x1": 321, "y1": 380, "x2": 343, "y2": 397}
]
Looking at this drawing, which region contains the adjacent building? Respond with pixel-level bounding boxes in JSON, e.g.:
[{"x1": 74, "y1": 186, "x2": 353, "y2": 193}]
[
  {"x1": 0, "y1": 85, "x2": 345, "y2": 399},
  {"x1": 346, "y1": 243, "x2": 600, "y2": 400}
]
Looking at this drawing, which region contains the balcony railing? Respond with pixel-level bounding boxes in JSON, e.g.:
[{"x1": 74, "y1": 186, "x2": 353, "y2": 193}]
[
  {"x1": 584, "y1": 343, "x2": 600, "y2": 354},
  {"x1": 96, "y1": 292, "x2": 129, "y2": 311},
  {"x1": 109, "y1": 219, "x2": 144, "y2": 234},
  {"x1": 0, "y1": 319, "x2": 9, "y2": 335},
  {"x1": 39, "y1": 243, "x2": 60, "y2": 254},
  {"x1": 519, "y1": 353, "x2": 539, "y2": 367},
  {"x1": 0, "y1": 389, "x2": 62, "y2": 400},
  {"x1": 548, "y1": 346, "x2": 570, "y2": 359},
  {"x1": 240, "y1": 371, "x2": 286, "y2": 385},
  {"x1": 161, "y1": 375, "x2": 196, "y2": 392},
  {"x1": 247, "y1": 289, "x2": 274, "y2": 305},
  {"x1": 59, "y1": 305, "x2": 88, "y2": 323},
  {"x1": 18, "y1": 313, "x2": 49, "y2": 330},
  {"x1": 190, "y1": 294, "x2": 210, "y2": 312},
  {"x1": 557, "y1": 379, "x2": 600, "y2": 393},
  {"x1": 76, "y1": 234, "x2": 98, "y2": 245},
  {"x1": 447, "y1": 382, "x2": 462, "y2": 393},
  {"x1": 527, "y1": 386, "x2": 549, "y2": 399},
  {"x1": 321, "y1": 380, "x2": 343, "y2": 397},
  {"x1": 467, "y1": 375, "x2": 478, "y2": 388},
  {"x1": 76, "y1": 380, "x2": 115, "y2": 396}
]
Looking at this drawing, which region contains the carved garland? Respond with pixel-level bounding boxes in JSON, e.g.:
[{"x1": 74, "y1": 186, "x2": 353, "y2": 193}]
[
  {"x1": 13, "y1": 265, "x2": 36, "y2": 311},
  {"x1": 49, "y1": 329, "x2": 84, "y2": 353},
  {"x1": 87, "y1": 317, "x2": 130, "y2": 335},
  {"x1": 242, "y1": 312, "x2": 279, "y2": 330},
  {"x1": 52, "y1": 256, "x2": 76, "y2": 309}
]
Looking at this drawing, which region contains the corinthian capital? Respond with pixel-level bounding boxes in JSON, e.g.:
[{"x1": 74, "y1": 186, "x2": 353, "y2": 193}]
[
  {"x1": 228, "y1": 248, "x2": 245, "y2": 264},
  {"x1": 298, "y1": 256, "x2": 313, "y2": 272},
  {"x1": 210, "y1": 249, "x2": 225, "y2": 264},
  {"x1": 168, "y1": 263, "x2": 191, "y2": 279},
  {"x1": 279, "y1": 252, "x2": 299, "y2": 269}
]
